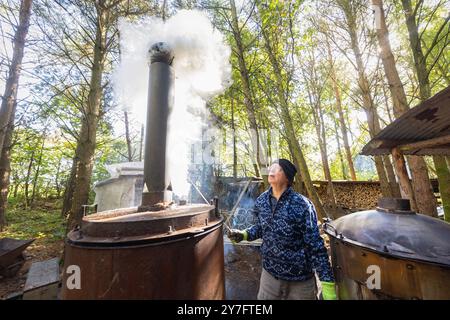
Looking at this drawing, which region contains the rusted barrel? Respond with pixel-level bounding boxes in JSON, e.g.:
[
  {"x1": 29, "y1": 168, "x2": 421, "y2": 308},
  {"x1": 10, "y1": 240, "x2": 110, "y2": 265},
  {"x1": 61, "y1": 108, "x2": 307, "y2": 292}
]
[
  {"x1": 61, "y1": 204, "x2": 225, "y2": 299},
  {"x1": 323, "y1": 198, "x2": 450, "y2": 300}
]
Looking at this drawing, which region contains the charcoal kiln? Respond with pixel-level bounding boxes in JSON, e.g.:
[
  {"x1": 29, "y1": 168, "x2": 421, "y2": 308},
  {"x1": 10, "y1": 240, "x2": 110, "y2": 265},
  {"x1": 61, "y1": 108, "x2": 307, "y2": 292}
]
[
  {"x1": 323, "y1": 198, "x2": 450, "y2": 300},
  {"x1": 61, "y1": 42, "x2": 225, "y2": 300}
]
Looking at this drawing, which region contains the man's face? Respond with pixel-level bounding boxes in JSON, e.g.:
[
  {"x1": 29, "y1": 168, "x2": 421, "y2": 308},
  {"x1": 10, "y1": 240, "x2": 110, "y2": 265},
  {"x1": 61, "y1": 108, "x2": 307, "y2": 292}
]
[{"x1": 268, "y1": 163, "x2": 289, "y2": 187}]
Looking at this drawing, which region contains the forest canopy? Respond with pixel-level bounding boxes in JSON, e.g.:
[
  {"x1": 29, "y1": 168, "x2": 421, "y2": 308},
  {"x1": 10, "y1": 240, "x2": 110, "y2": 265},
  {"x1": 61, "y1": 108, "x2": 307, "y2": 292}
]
[{"x1": 0, "y1": 0, "x2": 449, "y2": 231}]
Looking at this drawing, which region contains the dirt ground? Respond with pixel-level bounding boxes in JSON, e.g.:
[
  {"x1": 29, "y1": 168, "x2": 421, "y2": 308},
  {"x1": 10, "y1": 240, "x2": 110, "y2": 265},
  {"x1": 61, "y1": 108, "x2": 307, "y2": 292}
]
[
  {"x1": 0, "y1": 240, "x2": 64, "y2": 299},
  {"x1": 0, "y1": 202, "x2": 66, "y2": 299}
]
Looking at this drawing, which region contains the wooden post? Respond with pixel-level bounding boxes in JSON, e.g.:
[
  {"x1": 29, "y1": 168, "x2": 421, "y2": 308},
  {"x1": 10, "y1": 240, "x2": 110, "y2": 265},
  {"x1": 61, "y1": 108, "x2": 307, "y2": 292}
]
[{"x1": 391, "y1": 147, "x2": 417, "y2": 211}]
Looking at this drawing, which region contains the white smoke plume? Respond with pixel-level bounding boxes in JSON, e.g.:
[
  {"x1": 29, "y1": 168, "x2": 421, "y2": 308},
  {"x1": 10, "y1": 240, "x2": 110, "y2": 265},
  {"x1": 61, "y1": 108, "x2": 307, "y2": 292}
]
[{"x1": 114, "y1": 10, "x2": 231, "y2": 199}]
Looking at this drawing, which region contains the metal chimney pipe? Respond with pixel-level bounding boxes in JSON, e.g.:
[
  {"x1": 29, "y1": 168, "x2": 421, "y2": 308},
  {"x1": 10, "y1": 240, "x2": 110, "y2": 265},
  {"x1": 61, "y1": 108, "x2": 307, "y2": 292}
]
[{"x1": 139, "y1": 42, "x2": 174, "y2": 211}]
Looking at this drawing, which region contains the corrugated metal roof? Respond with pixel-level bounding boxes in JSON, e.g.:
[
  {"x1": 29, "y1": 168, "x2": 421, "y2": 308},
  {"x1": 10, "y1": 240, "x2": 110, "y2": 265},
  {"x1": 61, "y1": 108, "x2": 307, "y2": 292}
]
[{"x1": 361, "y1": 85, "x2": 450, "y2": 156}]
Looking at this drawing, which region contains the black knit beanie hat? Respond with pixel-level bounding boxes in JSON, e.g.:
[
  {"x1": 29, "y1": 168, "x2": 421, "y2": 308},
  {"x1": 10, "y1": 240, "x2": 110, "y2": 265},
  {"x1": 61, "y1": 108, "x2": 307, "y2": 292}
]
[{"x1": 274, "y1": 159, "x2": 297, "y2": 184}]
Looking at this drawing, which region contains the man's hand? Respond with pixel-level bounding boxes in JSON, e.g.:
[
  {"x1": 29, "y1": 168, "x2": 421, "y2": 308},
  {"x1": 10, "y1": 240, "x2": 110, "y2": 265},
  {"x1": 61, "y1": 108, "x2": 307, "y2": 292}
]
[
  {"x1": 321, "y1": 281, "x2": 337, "y2": 300},
  {"x1": 227, "y1": 229, "x2": 247, "y2": 243}
]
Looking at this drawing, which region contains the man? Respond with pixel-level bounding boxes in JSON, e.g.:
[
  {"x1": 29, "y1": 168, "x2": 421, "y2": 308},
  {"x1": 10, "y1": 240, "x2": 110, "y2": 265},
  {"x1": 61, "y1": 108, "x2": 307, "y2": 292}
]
[{"x1": 228, "y1": 159, "x2": 337, "y2": 300}]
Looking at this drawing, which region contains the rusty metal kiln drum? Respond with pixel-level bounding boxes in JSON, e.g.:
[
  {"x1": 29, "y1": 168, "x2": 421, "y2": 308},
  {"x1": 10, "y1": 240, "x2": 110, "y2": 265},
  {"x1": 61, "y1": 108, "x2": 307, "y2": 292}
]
[
  {"x1": 324, "y1": 198, "x2": 450, "y2": 300},
  {"x1": 61, "y1": 204, "x2": 225, "y2": 299}
]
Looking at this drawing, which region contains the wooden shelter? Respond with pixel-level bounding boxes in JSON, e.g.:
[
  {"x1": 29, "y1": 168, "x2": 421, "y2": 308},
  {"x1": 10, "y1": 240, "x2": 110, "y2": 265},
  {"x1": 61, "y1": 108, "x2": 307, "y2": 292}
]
[{"x1": 361, "y1": 85, "x2": 450, "y2": 214}]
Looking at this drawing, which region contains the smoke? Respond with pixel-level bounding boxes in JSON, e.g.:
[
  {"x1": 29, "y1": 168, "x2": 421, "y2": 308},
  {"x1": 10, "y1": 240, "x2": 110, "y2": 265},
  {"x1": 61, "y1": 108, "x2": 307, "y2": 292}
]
[{"x1": 114, "y1": 10, "x2": 231, "y2": 199}]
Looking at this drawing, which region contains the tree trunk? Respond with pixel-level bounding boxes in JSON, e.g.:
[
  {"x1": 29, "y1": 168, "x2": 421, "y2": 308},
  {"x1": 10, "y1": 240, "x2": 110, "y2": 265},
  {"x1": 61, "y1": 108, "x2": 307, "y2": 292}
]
[
  {"x1": 54, "y1": 155, "x2": 62, "y2": 198},
  {"x1": 382, "y1": 83, "x2": 394, "y2": 123},
  {"x1": 31, "y1": 135, "x2": 45, "y2": 206},
  {"x1": 401, "y1": 0, "x2": 431, "y2": 101},
  {"x1": 67, "y1": 9, "x2": 107, "y2": 230},
  {"x1": 62, "y1": 156, "x2": 78, "y2": 217},
  {"x1": 325, "y1": 37, "x2": 356, "y2": 181},
  {"x1": 383, "y1": 155, "x2": 401, "y2": 198},
  {"x1": 341, "y1": 0, "x2": 391, "y2": 197},
  {"x1": 229, "y1": 0, "x2": 265, "y2": 180},
  {"x1": 372, "y1": 0, "x2": 437, "y2": 215},
  {"x1": 260, "y1": 23, "x2": 327, "y2": 220},
  {"x1": 334, "y1": 119, "x2": 347, "y2": 180},
  {"x1": 0, "y1": 124, "x2": 13, "y2": 230},
  {"x1": 318, "y1": 101, "x2": 336, "y2": 206},
  {"x1": 392, "y1": 148, "x2": 417, "y2": 211},
  {"x1": 401, "y1": 0, "x2": 447, "y2": 217},
  {"x1": 43, "y1": 181, "x2": 50, "y2": 199},
  {"x1": 0, "y1": 0, "x2": 33, "y2": 154},
  {"x1": 231, "y1": 94, "x2": 237, "y2": 179},
  {"x1": 124, "y1": 111, "x2": 133, "y2": 161},
  {"x1": 309, "y1": 87, "x2": 336, "y2": 207},
  {"x1": 406, "y1": 156, "x2": 438, "y2": 216},
  {"x1": 287, "y1": 142, "x2": 306, "y2": 195},
  {"x1": 11, "y1": 170, "x2": 20, "y2": 198},
  {"x1": 374, "y1": 157, "x2": 392, "y2": 197},
  {"x1": 13, "y1": 180, "x2": 19, "y2": 198},
  {"x1": 433, "y1": 156, "x2": 450, "y2": 222},
  {"x1": 24, "y1": 148, "x2": 35, "y2": 208},
  {"x1": 0, "y1": 0, "x2": 32, "y2": 225}
]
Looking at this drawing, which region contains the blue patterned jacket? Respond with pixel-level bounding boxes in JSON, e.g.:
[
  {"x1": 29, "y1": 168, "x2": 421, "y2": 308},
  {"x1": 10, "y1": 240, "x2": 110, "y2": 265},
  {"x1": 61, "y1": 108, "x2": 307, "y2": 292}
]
[{"x1": 245, "y1": 186, "x2": 334, "y2": 282}]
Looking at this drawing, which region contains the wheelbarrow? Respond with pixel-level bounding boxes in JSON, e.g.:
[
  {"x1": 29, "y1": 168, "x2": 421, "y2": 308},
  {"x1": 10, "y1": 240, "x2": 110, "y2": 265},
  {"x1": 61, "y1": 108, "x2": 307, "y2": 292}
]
[{"x1": 0, "y1": 238, "x2": 35, "y2": 278}]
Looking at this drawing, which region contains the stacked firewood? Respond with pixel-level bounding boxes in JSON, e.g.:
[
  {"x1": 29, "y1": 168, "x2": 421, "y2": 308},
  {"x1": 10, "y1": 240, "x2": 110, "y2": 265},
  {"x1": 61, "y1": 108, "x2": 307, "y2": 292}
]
[{"x1": 314, "y1": 181, "x2": 382, "y2": 211}]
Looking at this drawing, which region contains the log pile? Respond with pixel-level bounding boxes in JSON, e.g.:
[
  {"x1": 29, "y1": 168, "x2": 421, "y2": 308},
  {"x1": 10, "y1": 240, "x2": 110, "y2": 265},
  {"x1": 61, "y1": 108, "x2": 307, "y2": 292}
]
[
  {"x1": 215, "y1": 177, "x2": 387, "y2": 212},
  {"x1": 313, "y1": 181, "x2": 382, "y2": 211}
]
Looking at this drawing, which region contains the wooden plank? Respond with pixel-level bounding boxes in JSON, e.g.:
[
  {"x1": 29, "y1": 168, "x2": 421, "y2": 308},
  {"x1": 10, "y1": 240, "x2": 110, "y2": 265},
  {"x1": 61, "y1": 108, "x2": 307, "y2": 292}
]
[
  {"x1": 24, "y1": 258, "x2": 60, "y2": 292},
  {"x1": 22, "y1": 283, "x2": 59, "y2": 300},
  {"x1": 398, "y1": 134, "x2": 450, "y2": 153}
]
